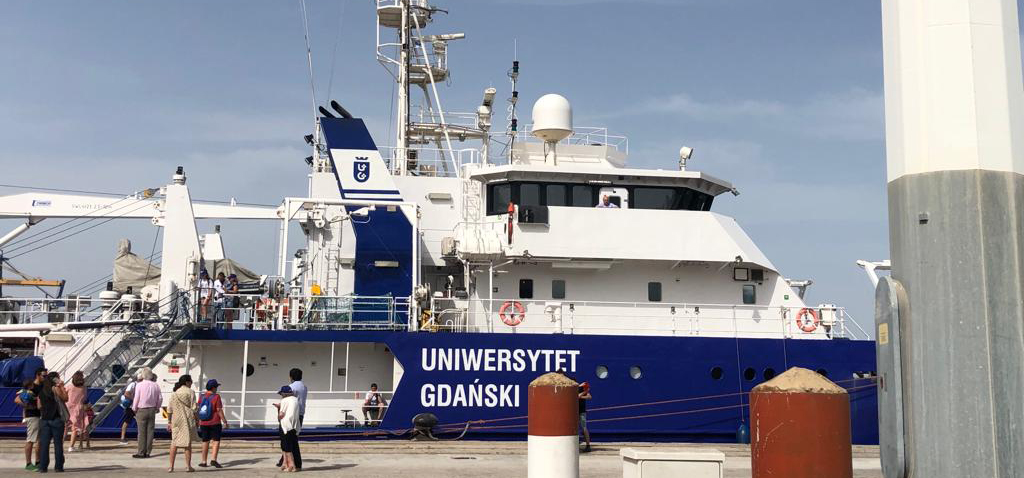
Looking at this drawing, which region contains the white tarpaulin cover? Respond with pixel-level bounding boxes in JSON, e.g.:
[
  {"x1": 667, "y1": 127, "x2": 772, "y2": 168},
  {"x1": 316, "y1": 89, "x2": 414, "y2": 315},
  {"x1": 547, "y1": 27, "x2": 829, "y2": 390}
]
[
  {"x1": 203, "y1": 259, "x2": 262, "y2": 284},
  {"x1": 113, "y1": 239, "x2": 161, "y2": 292},
  {"x1": 113, "y1": 239, "x2": 262, "y2": 292}
]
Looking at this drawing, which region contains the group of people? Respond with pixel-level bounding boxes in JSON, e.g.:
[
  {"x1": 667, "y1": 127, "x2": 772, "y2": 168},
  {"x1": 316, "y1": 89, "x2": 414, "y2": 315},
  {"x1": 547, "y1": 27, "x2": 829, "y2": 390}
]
[
  {"x1": 15, "y1": 367, "x2": 98, "y2": 472},
  {"x1": 13, "y1": 363, "x2": 401, "y2": 472},
  {"x1": 197, "y1": 270, "x2": 240, "y2": 324}
]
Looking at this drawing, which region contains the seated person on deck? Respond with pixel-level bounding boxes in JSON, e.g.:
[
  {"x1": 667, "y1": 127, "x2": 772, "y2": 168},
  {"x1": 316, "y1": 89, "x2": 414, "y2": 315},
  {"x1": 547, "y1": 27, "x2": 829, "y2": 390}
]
[{"x1": 362, "y1": 383, "x2": 388, "y2": 426}]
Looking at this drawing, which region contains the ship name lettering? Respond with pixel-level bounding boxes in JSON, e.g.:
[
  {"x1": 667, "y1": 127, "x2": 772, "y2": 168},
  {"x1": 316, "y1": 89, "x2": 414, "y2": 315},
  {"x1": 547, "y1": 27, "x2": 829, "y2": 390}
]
[
  {"x1": 420, "y1": 381, "x2": 519, "y2": 408},
  {"x1": 420, "y1": 347, "x2": 579, "y2": 373}
]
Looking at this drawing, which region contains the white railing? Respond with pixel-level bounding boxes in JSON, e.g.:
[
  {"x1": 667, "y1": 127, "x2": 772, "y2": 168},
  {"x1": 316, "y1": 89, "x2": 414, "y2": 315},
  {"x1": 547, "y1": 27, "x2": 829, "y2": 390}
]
[
  {"x1": 516, "y1": 126, "x2": 629, "y2": 154},
  {"x1": 425, "y1": 297, "x2": 869, "y2": 340},
  {"x1": 0, "y1": 295, "x2": 147, "y2": 325},
  {"x1": 378, "y1": 146, "x2": 481, "y2": 178},
  {"x1": 198, "y1": 293, "x2": 412, "y2": 332}
]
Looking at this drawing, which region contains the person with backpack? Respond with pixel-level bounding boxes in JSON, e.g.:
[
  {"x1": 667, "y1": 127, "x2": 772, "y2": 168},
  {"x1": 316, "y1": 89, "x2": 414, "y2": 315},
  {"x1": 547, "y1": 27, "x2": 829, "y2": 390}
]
[
  {"x1": 118, "y1": 376, "x2": 139, "y2": 446},
  {"x1": 196, "y1": 379, "x2": 228, "y2": 468},
  {"x1": 15, "y1": 369, "x2": 45, "y2": 471}
]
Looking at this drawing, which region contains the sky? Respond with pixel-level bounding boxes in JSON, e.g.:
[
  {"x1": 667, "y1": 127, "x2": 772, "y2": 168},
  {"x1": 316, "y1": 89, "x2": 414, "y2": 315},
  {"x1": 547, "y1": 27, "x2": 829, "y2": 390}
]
[{"x1": 1, "y1": 0, "x2": 1016, "y2": 334}]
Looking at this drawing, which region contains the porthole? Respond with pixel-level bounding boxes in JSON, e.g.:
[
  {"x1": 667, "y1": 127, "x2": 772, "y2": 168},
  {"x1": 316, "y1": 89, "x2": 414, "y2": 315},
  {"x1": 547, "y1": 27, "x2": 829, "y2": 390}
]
[
  {"x1": 816, "y1": 369, "x2": 828, "y2": 378},
  {"x1": 710, "y1": 367, "x2": 724, "y2": 380},
  {"x1": 595, "y1": 365, "x2": 609, "y2": 379},
  {"x1": 242, "y1": 363, "x2": 255, "y2": 377},
  {"x1": 743, "y1": 367, "x2": 756, "y2": 381},
  {"x1": 763, "y1": 368, "x2": 776, "y2": 381},
  {"x1": 629, "y1": 366, "x2": 643, "y2": 380}
]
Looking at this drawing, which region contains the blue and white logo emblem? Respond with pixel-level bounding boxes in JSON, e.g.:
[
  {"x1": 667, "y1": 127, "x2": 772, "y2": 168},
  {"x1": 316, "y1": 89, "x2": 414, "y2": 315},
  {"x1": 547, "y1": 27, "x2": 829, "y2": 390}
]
[
  {"x1": 353, "y1": 156, "x2": 370, "y2": 183},
  {"x1": 31, "y1": 199, "x2": 51, "y2": 207}
]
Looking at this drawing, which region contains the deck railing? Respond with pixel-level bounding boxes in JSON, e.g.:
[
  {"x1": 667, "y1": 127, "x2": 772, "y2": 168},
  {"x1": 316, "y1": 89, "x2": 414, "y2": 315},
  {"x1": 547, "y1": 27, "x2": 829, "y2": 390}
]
[
  {"x1": 425, "y1": 297, "x2": 870, "y2": 340},
  {"x1": 195, "y1": 293, "x2": 412, "y2": 331}
]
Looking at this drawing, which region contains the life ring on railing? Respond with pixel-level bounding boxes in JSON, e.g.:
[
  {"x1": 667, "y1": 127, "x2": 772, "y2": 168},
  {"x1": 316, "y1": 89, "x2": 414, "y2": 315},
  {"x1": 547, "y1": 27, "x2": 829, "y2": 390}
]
[
  {"x1": 795, "y1": 308, "x2": 820, "y2": 333},
  {"x1": 499, "y1": 301, "x2": 525, "y2": 327}
]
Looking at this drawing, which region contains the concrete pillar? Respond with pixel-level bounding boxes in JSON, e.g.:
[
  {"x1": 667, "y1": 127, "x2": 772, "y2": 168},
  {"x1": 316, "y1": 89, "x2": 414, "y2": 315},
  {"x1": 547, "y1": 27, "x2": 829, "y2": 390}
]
[
  {"x1": 750, "y1": 367, "x2": 852, "y2": 478},
  {"x1": 527, "y1": 372, "x2": 578, "y2": 478},
  {"x1": 881, "y1": 0, "x2": 1024, "y2": 476}
]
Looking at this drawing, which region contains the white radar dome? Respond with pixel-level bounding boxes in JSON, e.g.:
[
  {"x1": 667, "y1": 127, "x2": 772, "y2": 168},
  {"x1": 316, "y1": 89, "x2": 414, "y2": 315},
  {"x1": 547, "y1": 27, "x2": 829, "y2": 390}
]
[{"x1": 531, "y1": 94, "x2": 573, "y2": 142}]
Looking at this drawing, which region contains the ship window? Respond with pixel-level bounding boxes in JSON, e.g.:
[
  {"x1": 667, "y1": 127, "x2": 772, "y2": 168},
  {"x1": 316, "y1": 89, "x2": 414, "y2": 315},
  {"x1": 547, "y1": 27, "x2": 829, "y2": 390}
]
[
  {"x1": 546, "y1": 184, "x2": 568, "y2": 207},
  {"x1": 595, "y1": 365, "x2": 609, "y2": 379},
  {"x1": 742, "y1": 285, "x2": 756, "y2": 304},
  {"x1": 743, "y1": 367, "x2": 756, "y2": 381},
  {"x1": 632, "y1": 187, "x2": 677, "y2": 210},
  {"x1": 816, "y1": 369, "x2": 829, "y2": 377},
  {"x1": 571, "y1": 185, "x2": 594, "y2": 207},
  {"x1": 551, "y1": 280, "x2": 566, "y2": 299},
  {"x1": 763, "y1": 368, "x2": 777, "y2": 381},
  {"x1": 629, "y1": 366, "x2": 643, "y2": 379},
  {"x1": 519, "y1": 183, "x2": 541, "y2": 207},
  {"x1": 710, "y1": 367, "x2": 724, "y2": 380},
  {"x1": 487, "y1": 183, "x2": 512, "y2": 215},
  {"x1": 519, "y1": 279, "x2": 534, "y2": 299},
  {"x1": 647, "y1": 282, "x2": 662, "y2": 302}
]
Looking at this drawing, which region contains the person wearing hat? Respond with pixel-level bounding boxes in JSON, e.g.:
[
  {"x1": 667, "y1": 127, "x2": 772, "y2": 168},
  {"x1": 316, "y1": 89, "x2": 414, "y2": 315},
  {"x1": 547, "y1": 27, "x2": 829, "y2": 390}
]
[
  {"x1": 196, "y1": 379, "x2": 228, "y2": 468},
  {"x1": 273, "y1": 386, "x2": 300, "y2": 472}
]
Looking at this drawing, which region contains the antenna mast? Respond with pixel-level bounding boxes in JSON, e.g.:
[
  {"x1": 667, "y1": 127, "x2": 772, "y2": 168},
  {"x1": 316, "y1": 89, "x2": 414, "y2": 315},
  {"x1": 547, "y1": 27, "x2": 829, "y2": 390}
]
[{"x1": 505, "y1": 44, "x2": 520, "y2": 164}]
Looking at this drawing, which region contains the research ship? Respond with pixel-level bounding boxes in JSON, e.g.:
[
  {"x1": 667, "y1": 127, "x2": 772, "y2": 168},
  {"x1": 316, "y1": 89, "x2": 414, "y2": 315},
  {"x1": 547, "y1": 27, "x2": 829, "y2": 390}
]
[{"x1": 0, "y1": 0, "x2": 877, "y2": 444}]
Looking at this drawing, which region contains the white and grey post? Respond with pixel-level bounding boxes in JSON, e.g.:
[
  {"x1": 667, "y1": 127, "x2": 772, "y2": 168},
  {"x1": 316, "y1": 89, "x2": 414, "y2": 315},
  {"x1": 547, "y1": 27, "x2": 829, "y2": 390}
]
[{"x1": 878, "y1": 0, "x2": 1024, "y2": 476}]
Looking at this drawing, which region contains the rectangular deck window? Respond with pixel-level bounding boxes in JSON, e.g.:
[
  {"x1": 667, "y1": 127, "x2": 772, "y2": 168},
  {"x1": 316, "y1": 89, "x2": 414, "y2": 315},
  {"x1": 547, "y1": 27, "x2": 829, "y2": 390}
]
[
  {"x1": 551, "y1": 280, "x2": 566, "y2": 299},
  {"x1": 519, "y1": 279, "x2": 534, "y2": 299},
  {"x1": 520, "y1": 183, "x2": 541, "y2": 207},
  {"x1": 571, "y1": 185, "x2": 594, "y2": 207},
  {"x1": 487, "y1": 183, "x2": 511, "y2": 215},
  {"x1": 648, "y1": 282, "x2": 662, "y2": 302},
  {"x1": 742, "y1": 285, "x2": 756, "y2": 304},
  {"x1": 546, "y1": 184, "x2": 568, "y2": 206}
]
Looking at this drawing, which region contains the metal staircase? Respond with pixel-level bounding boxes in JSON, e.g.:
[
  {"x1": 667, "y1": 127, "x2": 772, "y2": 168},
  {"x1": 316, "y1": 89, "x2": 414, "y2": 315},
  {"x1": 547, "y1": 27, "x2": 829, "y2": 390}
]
[{"x1": 85, "y1": 295, "x2": 194, "y2": 434}]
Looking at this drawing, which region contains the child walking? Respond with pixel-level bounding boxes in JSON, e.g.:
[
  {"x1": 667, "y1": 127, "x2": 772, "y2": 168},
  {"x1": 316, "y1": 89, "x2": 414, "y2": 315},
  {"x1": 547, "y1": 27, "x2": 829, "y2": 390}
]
[{"x1": 274, "y1": 386, "x2": 300, "y2": 472}]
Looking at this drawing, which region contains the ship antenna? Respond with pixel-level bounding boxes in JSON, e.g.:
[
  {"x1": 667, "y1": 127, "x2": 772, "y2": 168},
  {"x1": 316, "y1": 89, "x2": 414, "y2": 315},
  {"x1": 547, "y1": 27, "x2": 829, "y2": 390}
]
[
  {"x1": 505, "y1": 40, "x2": 520, "y2": 164},
  {"x1": 299, "y1": 0, "x2": 319, "y2": 134}
]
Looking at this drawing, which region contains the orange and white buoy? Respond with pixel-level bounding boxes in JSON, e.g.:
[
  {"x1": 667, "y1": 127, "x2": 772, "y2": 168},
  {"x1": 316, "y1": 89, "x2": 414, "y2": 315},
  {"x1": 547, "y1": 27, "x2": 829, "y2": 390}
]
[{"x1": 527, "y1": 372, "x2": 579, "y2": 478}]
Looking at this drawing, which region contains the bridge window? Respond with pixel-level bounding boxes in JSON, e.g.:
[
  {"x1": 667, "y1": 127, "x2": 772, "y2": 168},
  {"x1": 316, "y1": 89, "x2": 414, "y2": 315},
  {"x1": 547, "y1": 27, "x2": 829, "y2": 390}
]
[
  {"x1": 546, "y1": 184, "x2": 568, "y2": 206},
  {"x1": 487, "y1": 183, "x2": 512, "y2": 215},
  {"x1": 485, "y1": 182, "x2": 715, "y2": 215},
  {"x1": 519, "y1": 279, "x2": 534, "y2": 299},
  {"x1": 571, "y1": 185, "x2": 594, "y2": 207},
  {"x1": 520, "y1": 183, "x2": 541, "y2": 207}
]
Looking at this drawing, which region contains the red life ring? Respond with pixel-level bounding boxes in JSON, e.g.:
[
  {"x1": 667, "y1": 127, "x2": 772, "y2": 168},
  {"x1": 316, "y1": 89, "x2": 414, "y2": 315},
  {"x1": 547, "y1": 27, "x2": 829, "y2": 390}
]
[
  {"x1": 795, "y1": 308, "x2": 820, "y2": 333},
  {"x1": 499, "y1": 301, "x2": 525, "y2": 326}
]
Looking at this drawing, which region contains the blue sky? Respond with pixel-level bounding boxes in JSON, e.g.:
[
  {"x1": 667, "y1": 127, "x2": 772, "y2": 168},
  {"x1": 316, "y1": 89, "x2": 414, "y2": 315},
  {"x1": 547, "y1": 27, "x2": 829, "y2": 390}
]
[{"x1": 2, "y1": 0, "x2": 1007, "y2": 332}]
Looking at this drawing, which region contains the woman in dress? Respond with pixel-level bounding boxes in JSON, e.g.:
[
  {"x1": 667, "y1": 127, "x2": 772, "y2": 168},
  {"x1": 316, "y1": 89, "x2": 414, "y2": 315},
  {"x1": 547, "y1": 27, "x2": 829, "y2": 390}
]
[
  {"x1": 66, "y1": 371, "x2": 87, "y2": 452},
  {"x1": 167, "y1": 375, "x2": 200, "y2": 472}
]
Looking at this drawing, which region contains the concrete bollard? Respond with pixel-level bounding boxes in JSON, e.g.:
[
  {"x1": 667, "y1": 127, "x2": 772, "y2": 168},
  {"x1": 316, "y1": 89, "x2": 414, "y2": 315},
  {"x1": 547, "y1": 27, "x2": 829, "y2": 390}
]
[
  {"x1": 528, "y1": 372, "x2": 579, "y2": 478},
  {"x1": 750, "y1": 367, "x2": 852, "y2": 478}
]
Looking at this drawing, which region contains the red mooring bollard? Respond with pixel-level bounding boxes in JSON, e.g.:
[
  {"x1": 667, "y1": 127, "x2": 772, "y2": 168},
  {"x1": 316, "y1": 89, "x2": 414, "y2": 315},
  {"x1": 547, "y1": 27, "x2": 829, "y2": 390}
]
[
  {"x1": 750, "y1": 367, "x2": 853, "y2": 478},
  {"x1": 528, "y1": 372, "x2": 579, "y2": 478}
]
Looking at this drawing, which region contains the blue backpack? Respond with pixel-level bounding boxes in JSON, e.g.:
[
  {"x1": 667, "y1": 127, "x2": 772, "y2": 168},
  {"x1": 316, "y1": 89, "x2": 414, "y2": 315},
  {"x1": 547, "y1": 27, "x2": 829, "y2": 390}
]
[{"x1": 197, "y1": 393, "x2": 215, "y2": 421}]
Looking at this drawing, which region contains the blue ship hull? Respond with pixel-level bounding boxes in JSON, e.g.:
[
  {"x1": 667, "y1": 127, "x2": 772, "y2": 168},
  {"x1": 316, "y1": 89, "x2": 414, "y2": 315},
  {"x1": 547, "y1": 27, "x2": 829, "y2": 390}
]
[{"x1": 0, "y1": 330, "x2": 878, "y2": 444}]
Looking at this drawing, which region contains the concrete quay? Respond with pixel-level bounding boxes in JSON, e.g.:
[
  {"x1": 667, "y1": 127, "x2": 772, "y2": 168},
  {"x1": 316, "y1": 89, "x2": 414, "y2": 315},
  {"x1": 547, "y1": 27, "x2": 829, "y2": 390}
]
[{"x1": 1, "y1": 439, "x2": 882, "y2": 477}]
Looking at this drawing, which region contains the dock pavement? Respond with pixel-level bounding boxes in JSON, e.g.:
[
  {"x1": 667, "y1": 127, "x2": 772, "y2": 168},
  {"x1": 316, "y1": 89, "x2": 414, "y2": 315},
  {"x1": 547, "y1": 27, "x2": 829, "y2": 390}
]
[{"x1": 1, "y1": 439, "x2": 882, "y2": 477}]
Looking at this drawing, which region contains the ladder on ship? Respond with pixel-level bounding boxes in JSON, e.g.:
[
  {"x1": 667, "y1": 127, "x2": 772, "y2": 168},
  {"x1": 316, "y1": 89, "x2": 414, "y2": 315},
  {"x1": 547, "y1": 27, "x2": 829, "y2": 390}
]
[{"x1": 85, "y1": 295, "x2": 194, "y2": 434}]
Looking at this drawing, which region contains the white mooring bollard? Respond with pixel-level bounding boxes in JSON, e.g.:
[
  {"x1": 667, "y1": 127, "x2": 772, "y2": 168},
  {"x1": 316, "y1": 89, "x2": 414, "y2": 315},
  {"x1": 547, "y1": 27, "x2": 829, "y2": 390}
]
[{"x1": 527, "y1": 372, "x2": 579, "y2": 478}]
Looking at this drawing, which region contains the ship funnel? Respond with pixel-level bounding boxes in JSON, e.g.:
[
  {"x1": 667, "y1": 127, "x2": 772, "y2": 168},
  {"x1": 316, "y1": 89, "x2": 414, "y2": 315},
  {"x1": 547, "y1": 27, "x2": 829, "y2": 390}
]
[
  {"x1": 330, "y1": 100, "x2": 354, "y2": 119},
  {"x1": 318, "y1": 106, "x2": 336, "y2": 118}
]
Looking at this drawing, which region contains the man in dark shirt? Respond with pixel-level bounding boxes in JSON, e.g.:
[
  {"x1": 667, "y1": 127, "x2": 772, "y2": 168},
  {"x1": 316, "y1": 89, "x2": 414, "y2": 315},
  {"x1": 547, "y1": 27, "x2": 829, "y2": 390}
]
[
  {"x1": 578, "y1": 382, "x2": 592, "y2": 452},
  {"x1": 37, "y1": 371, "x2": 68, "y2": 473},
  {"x1": 14, "y1": 368, "x2": 46, "y2": 470}
]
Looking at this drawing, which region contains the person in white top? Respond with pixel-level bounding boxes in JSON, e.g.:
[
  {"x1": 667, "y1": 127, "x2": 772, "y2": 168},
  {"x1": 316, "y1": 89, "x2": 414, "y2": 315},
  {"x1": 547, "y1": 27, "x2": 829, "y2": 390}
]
[
  {"x1": 362, "y1": 383, "x2": 388, "y2": 426},
  {"x1": 197, "y1": 270, "x2": 214, "y2": 322},
  {"x1": 595, "y1": 194, "x2": 619, "y2": 208},
  {"x1": 274, "y1": 386, "x2": 300, "y2": 472},
  {"x1": 118, "y1": 378, "x2": 139, "y2": 445},
  {"x1": 213, "y1": 272, "x2": 227, "y2": 326}
]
